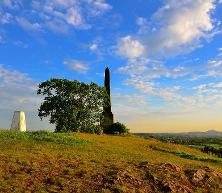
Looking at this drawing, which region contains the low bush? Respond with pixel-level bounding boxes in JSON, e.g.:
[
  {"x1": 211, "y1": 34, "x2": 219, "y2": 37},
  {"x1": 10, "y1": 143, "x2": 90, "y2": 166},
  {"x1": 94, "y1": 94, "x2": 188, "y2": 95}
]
[{"x1": 103, "y1": 122, "x2": 129, "y2": 135}]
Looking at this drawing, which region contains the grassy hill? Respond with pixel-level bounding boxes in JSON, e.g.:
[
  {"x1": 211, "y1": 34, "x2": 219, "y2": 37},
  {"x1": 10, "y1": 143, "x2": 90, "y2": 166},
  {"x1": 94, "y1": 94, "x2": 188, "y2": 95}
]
[{"x1": 0, "y1": 131, "x2": 222, "y2": 193}]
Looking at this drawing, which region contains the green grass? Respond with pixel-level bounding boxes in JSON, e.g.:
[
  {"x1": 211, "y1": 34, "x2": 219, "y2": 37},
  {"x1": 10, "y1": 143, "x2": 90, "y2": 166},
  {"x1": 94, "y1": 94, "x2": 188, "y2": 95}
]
[
  {"x1": 0, "y1": 130, "x2": 222, "y2": 192},
  {"x1": 0, "y1": 130, "x2": 87, "y2": 145}
]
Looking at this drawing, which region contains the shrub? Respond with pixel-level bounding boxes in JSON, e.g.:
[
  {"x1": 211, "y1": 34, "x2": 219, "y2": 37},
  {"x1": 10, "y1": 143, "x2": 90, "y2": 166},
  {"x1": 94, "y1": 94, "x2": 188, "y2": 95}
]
[{"x1": 103, "y1": 122, "x2": 129, "y2": 135}]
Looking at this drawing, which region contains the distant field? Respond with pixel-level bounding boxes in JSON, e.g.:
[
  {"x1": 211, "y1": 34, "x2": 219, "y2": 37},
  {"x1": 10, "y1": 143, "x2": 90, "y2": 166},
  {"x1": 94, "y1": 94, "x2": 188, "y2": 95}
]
[{"x1": 0, "y1": 130, "x2": 222, "y2": 192}]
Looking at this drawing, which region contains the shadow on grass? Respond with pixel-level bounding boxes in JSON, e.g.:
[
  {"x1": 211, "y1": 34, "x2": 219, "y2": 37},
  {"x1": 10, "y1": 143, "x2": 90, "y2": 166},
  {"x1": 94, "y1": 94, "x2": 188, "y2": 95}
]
[{"x1": 150, "y1": 146, "x2": 222, "y2": 163}]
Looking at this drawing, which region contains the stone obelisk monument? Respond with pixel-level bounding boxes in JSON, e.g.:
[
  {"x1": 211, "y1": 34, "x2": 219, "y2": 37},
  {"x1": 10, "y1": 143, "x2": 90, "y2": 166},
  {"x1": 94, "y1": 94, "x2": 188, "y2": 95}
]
[
  {"x1": 102, "y1": 67, "x2": 114, "y2": 127},
  {"x1": 10, "y1": 111, "x2": 27, "y2": 132}
]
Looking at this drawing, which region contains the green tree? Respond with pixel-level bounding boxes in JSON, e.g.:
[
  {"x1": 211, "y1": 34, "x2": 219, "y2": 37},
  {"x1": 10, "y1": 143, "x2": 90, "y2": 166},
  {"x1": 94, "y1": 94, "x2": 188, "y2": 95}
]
[{"x1": 37, "y1": 78, "x2": 109, "y2": 133}]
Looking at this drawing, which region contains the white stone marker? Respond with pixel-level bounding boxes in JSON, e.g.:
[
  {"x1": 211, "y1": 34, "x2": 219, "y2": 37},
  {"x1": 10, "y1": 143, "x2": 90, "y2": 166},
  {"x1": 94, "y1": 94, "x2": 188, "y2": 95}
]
[{"x1": 10, "y1": 111, "x2": 27, "y2": 132}]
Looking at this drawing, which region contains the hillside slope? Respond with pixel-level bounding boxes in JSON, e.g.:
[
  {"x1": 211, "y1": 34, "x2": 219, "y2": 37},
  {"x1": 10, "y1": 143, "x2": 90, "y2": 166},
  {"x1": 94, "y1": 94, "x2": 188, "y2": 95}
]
[{"x1": 0, "y1": 131, "x2": 222, "y2": 193}]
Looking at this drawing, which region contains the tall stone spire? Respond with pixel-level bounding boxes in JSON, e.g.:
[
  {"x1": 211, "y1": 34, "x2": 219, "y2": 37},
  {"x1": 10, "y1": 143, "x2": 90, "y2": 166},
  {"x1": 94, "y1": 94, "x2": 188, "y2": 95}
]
[{"x1": 102, "y1": 67, "x2": 114, "y2": 127}]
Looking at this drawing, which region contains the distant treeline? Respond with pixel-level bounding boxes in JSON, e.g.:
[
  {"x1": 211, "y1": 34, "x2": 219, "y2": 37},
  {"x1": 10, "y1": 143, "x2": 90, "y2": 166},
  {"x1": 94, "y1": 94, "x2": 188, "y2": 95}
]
[{"x1": 137, "y1": 134, "x2": 222, "y2": 146}]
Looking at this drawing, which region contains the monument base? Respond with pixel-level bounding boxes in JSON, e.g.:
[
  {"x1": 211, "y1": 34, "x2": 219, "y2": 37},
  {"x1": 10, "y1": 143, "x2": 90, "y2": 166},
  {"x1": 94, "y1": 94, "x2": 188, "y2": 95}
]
[{"x1": 101, "y1": 111, "x2": 114, "y2": 128}]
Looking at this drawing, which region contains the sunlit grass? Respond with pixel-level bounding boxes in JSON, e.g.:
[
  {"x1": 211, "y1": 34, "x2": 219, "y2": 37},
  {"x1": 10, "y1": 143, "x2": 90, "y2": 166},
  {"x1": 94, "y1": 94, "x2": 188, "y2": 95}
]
[
  {"x1": 0, "y1": 131, "x2": 222, "y2": 192},
  {"x1": 0, "y1": 130, "x2": 87, "y2": 145}
]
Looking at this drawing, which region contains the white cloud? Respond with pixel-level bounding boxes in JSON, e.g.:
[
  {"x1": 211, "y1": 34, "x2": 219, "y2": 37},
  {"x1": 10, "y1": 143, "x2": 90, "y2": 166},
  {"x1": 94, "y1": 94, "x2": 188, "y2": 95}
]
[
  {"x1": 64, "y1": 60, "x2": 89, "y2": 73},
  {"x1": 213, "y1": 82, "x2": 222, "y2": 88},
  {"x1": 16, "y1": 17, "x2": 43, "y2": 32},
  {"x1": 117, "y1": 0, "x2": 220, "y2": 58},
  {"x1": 38, "y1": 1, "x2": 88, "y2": 29},
  {"x1": 196, "y1": 82, "x2": 222, "y2": 90},
  {"x1": 136, "y1": 17, "x2": 147, "y2": 27},
  {"x1": 190, "y1": 49, "x2": 222, "y2": 80},
  {"x1": 207, "y1": 60, "x2": 222, "y2": 67},
  {"x1": 122, "y1": 73, "x2": 182, "y2": 102},
  {"x1": 3, "y1": 0, "x2": 13, "y2": 7},
  {"x1": 125, "y1": 75, "x2": 222, "y2": 113},
  {"x1": 136, "y1": 17, "x2": 149, "y2": 34},
  {"x1": 203, "y1": 51, "x2": 222, "y2": 77},
  {"x1": 218, "y1": 48, "x2": 222, "y2": 56},
  {"x1": 117, "y1": 1, "x2": 221, "y2": 109},
  {"x1": 1, "y1": 0, "x2": 111, "y2": 33},
  {"x1": 119, "y1": 58, "x2": 189, "y2": 80},
  {"x1": 126, "y1": 0, "x2": 217, "y2": 57},
  {"x1": 32, "y1": 0, "x2": 110, "y2": 31},
  {"x1": 117, "y1": 54, "x2": 222, "y2": 113},
  {"x1": 0, "y1": 65, "x2": 31, "y2": 84},
  {"x1": 112, "y1": 93, "x2": 149, "y2": 123},
  {"x1": 2, "y1": 0, "x2": 21, "y2": 9},
  {"x1": 191, "y1": 83, "x2": 222, "y2": 108},
  {"x1": 117, "y1": 36, "x2": 145, "y2": 59},
  {"x1": 45, "y1": 19, "x2": 70, "y2": 33},
  {"x1": 0, "y1": 35, "x2": 3, "y2": 43},
  {"x1": 91, "y1": 0, "x2": 112, "y2": 11},
  {"x1": 66, "y1": 7, "x2": 85, "y2": 27},
  {"x1": 89, "y1": 43, "x2": 98, "y2": 51},
  {"x1": 113, "y1": 93, "x2": 147, "y2": 107},
  {"x1": 157, "y1": 86, "x2": 181, "y2": 100},
  {"x1": 125, "y1": 77, "x2": 154, "y2": 95},
  {"x1": 0, "y1": 12, "x2": 13, "y2": 24},
  {"x1": 117, "y1": 0, "x2": 221, "y2": 114},
  {"x1": 13, "y1": 40, "x2": 28, "y2": 48},
  {"x1": 87, "y1": 0, "x2": 112, "y2": 16},
  {"x1": 0, "y1": 66, "x2": 38, "y2": 109},
  {"x1": 88, "y1": 39, "x2": 107, "y2": 59}
]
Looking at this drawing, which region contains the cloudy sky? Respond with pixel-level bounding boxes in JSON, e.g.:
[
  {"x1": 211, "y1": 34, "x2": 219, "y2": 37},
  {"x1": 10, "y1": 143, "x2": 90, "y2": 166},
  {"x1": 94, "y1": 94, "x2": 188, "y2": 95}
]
[{"x1": 1, "y1": 0, "x2": 222, "y2": 132}]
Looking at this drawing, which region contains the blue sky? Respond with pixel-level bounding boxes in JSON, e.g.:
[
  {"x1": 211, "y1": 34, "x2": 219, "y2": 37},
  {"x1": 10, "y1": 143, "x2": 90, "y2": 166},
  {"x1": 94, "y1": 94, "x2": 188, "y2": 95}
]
[{"x1": 1, "y1": 0, "x2": 222, "y2": 132}]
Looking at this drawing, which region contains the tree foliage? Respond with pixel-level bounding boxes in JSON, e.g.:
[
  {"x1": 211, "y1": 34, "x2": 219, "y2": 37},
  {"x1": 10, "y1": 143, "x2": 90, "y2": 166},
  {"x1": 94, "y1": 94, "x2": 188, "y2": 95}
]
[{"x1": 37, "y1": 78, "x2": 109, "y2": 133}]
